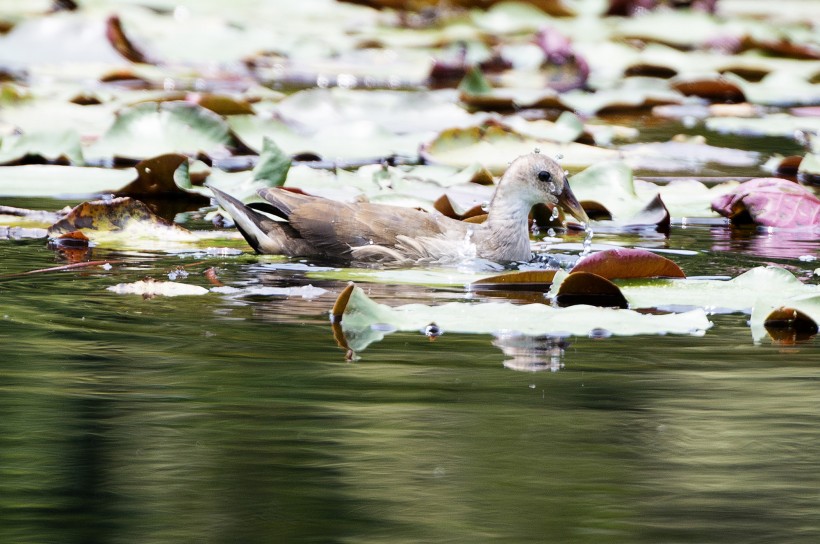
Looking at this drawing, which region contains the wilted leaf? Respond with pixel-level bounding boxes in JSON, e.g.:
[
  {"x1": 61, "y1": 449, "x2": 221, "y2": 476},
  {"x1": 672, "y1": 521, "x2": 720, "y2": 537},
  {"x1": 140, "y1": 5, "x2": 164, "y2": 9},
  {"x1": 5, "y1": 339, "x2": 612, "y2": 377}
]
[
  {"x1": 572, "y1": 248, "x2": 685, "y2": 279},
  {"x1": 48, "y1": 196, "x2": 199, "y2": 246},
  {"x1": 114, "y1": 154, "x2": 203, "y2": 199},
  {"x1": 711, "y1": 177, "x2": 820, "y2": 228}
]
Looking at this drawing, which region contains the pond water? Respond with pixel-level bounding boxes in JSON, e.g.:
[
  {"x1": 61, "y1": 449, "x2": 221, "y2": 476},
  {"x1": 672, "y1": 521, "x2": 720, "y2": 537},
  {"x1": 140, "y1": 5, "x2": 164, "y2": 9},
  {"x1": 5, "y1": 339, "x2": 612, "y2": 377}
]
[{"x1": 2, "y1": 130, "x2": 820, "y2": 543}]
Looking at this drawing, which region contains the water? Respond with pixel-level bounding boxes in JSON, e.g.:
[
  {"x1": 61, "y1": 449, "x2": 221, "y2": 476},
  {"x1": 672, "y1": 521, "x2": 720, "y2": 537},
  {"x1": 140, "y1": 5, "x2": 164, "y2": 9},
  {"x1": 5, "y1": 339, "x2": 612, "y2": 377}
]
[{"x1": 2, "y1": 208, "x2": 820, "y2": 542}]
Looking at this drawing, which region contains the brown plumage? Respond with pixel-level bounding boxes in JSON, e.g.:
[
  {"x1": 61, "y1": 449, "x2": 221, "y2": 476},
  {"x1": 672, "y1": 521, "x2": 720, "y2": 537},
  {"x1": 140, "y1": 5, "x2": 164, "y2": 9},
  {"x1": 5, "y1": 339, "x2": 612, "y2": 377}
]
[{"x1": 210, "y1": 153, "x2": 588, "y2": 263}]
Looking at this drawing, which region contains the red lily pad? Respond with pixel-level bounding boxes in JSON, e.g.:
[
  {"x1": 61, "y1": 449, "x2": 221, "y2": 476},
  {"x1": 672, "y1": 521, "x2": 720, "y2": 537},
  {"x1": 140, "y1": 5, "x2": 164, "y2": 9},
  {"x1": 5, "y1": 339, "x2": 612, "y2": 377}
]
[
  {"x1": 470, "y1": 270, "x2": 558, "y2": 292},
  {"x1": 572, "y1": 248, "x2": 685, "y2": 279},
  {"x1": 710, "y1": 177, "x2": 820, "y2": 228}
]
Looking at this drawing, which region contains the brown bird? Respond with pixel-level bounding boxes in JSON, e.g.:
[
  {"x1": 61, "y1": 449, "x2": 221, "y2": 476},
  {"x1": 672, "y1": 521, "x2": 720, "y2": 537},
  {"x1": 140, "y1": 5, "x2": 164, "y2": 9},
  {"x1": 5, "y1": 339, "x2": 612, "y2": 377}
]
[{"x1": 209, "y1": 152, "x2": 588, "y2": 263}]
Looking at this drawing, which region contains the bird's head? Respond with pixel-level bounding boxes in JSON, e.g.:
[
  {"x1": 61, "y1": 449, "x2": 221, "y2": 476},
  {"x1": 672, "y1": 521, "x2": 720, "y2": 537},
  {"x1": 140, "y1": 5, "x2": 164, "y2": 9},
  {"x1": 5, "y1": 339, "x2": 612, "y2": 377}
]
[{"x1": 500, "y1": 152, "x2": 589, "y2": 224}]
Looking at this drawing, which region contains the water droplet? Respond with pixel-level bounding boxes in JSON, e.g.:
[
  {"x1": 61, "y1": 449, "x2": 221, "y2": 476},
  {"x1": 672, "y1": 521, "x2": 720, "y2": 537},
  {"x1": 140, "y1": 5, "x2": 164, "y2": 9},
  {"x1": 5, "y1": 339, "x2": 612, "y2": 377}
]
[
  {"x1": 480, "y1": 201, "x2": 489, "y2": 212},
  {"x1": 534, "y1": 147, "x2": 541, "y2": 154},
  {"x1": 424, "y1": 323, "x2": 442, "y2": 337},
  {"x1": 547, "y1": 228, "x2": 556, "y2": 237},
  {"x1": 550, "y1": 206, "x2": 560, "y2": 220},
  {"x1": 555, "y1": 153, "x2": 564, "y2": 161},
  {"x1": 548, "y1": 182, "x2": 556, "y2": 193}
]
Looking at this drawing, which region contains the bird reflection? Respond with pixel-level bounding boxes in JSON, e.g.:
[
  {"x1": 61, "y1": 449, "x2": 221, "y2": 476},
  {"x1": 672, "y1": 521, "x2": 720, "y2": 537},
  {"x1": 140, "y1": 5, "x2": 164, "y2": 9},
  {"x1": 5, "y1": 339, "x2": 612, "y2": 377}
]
[{"x1": 493, "y1": 333, "x2": 569, "y2": 372}]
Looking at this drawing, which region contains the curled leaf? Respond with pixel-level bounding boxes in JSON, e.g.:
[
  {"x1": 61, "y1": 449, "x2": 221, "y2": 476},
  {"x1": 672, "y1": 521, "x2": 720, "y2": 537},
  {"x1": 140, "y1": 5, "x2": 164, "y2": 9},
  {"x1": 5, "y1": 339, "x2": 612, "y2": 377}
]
[
  {"x1": 554, "y1": 271, "x2": 628, "y2": 308},
  {"x1": 711, "y1": 177, "x2": 820, "y2": 228}
]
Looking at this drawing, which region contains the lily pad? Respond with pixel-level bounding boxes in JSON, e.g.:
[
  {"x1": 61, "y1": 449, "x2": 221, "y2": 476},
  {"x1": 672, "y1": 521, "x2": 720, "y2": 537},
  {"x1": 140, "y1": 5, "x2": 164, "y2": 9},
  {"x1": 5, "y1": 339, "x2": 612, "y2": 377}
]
[
  {"x1": 0, "y1": 164, "x2": 134, "y2": 197},
  {"x1": 333, "y1": 283, "x2": 712, "y2": 354},
  {"x1": 88, "y1": 101, "x2": 235, "y2": 161},
  {"x1": 750, "y1": 294, "x2": 820, "y2": 343},
  {"x1": 711, "y1": 177, "x2": 820, "y2": 228},
  {"x1": 422, "y1": 124, "x2": 618, "y2": 173},
  {"x1": 620, "y1": 266, "x2": 820, "y2": 313},
  {"x1": 572, "y1": 248, "x2": 685, "y2": 279},
  {"x1": 0, "y1": 129, "x2": 84, "y2": 165}
]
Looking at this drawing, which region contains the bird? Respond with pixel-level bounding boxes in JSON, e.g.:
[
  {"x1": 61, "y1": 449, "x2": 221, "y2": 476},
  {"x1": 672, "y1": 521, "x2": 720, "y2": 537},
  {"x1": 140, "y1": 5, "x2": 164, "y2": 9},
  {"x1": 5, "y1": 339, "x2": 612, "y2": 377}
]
[{"x1": 209, "y1": 152, "x2": 589, "y2": 264}]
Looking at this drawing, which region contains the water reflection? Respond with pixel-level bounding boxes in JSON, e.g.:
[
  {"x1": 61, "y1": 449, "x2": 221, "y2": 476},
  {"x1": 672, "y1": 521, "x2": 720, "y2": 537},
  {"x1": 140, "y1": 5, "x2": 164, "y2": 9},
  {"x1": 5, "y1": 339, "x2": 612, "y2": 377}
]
[
  {"x1": 711, "y1": 225, "x2": 820, "y2": 260},
  {"x1": 494, "y1": 332, "x2": 569, "y2": 372}
]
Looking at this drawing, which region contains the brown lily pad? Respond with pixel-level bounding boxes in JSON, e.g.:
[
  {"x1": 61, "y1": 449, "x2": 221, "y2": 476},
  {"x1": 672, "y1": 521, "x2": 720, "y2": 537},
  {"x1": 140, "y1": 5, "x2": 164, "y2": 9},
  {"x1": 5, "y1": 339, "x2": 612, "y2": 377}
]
[
  {"x1": 114, "y1": 154, "x2": 206, "y2": 199},
  {"x1": 572, "y1": 248, "x2": 685, "y2": 280},
  {"x1": 763, "y1": 307, "x2": 819, "y2": 344},
  {"x1": 470, "y1": 270, "x2": 558, "y2": 292},
  {"x1": 48, "y1": 196, "x2": 193, "y2": 239},
  {"x1": 671, "y1": 78, "x2": 746, "y2": 103},
  {"x1": 554, "y1": 271, "x2": 628, "y2": 308}
]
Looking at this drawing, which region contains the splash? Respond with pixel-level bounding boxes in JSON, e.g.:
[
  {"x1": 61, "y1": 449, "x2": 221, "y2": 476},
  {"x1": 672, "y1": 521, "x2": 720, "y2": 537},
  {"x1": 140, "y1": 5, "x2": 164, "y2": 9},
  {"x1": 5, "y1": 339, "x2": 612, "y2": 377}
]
[{"x1": 581, "y1": 225, "x2": 594, "y2": 256}]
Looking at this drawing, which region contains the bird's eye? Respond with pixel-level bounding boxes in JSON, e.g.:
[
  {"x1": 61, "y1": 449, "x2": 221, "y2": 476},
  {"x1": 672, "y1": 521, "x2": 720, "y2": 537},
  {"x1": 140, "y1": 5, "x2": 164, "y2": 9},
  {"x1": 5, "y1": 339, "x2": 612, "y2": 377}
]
[{"x1": 537, "y1": 170, "x2": 551, "y2": 182}]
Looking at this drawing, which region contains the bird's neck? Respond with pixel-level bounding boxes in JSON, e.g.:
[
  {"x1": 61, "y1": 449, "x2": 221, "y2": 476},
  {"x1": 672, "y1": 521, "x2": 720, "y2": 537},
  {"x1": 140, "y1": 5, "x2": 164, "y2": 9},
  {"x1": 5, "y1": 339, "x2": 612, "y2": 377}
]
[{"x1": 480, "y1": 186, "x2": 534, "y2": 262}]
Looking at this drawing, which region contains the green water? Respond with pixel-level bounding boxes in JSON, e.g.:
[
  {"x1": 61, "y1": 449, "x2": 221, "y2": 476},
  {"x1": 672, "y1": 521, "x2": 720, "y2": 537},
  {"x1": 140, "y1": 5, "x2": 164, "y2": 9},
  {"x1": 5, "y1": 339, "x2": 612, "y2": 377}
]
[{"x1": 1, "y1": 219, "x2": 819, "y2": 543}]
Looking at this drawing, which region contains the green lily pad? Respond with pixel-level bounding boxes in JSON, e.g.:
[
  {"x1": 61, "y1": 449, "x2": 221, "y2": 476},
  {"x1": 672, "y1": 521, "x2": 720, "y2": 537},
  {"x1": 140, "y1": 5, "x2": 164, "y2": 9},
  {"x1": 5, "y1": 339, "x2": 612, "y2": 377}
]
[
  {"x1": 0, "y1": 129, "x2": 83, "y2": 165},
  {"x1": 618, "y1": 266, "x2": 820, "y2": 313},
  {"x1": 334, "y1": 283, "x2": 712, "y2": 354},
  {"x1": 0, "y1": 164, "x2": 135, "y2": 197},
  {"x1": 88, "y1": 101, "x2": 234, "y2": 161},
  {"x1": 422, "y1": 124, "x2": 618, "y2": 174}
]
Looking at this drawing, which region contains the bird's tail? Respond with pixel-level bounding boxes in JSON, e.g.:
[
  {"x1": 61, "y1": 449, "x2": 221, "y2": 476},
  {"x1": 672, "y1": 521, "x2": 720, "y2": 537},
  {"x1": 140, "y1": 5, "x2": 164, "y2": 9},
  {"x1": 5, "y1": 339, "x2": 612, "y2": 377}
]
[{"x1": 209, "y1": 185, "x2": 309, "y2": 255}]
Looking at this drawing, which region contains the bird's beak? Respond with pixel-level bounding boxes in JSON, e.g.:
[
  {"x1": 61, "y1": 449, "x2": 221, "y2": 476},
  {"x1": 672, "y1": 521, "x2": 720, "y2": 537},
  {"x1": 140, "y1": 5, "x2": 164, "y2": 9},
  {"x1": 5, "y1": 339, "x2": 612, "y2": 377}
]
[{"x1": 557, "y1": 177, "x2": 589, "y2": 225}]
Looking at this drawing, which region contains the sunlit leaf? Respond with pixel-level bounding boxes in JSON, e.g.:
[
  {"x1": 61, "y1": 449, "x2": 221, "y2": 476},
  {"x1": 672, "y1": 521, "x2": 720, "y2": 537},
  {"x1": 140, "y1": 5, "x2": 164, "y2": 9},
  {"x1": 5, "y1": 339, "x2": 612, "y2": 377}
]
[
  {"x1": 0, "y1": 164, "x2": 134, "y2": 197},
  {"x1": 88, "y1": 102, "x2": 234, "y2": 161},
  {"x1": 0, "y1": 129, "x2": 84, "y2": 165},
  {"x1": 554, "y1": 271, "x2": 628, "y2": 308},
  {"x1": 422, "y1": 124, "x2": 618, "y2": 173},
  {"x1": 572, "y1": 248, "x2": 685, "y2": 279},
  {"x1": 107, "y1": 278, "x2": 209, "y2": 297},
  {"x1": 333, "y1": 283, "x2": 712, "y2": 354},
  {"x1": 620, "y1": 266, "x2": 820, "y2": 313}
]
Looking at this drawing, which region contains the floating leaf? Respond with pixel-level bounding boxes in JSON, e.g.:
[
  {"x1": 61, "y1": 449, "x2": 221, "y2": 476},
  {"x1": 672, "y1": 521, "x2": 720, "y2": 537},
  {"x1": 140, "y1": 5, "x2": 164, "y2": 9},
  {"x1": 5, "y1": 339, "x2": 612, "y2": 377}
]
[
  {"x1": 0, "y1": 164, "x2": 135, "y2": 197},
  {"x1": 332, "y1": 283, "x2": 712, "y2": 354},
  {"x1": 572, "y1": 248, "x2": 685, "y2": 279},
  {"x1": 48, "y1": 196, "x2": 200, "y2": 248},
  {"x1": 88, "y1": 102, "x2": 234, "y2": 161},
  {"x1": 555, "y1": 271, "x2": 628, "y2": 308},
  {"x1": 750, "y1": 294, "x2": 820, "y2": 343},
  {"x1": 114, "y1": 154, "x2": 200, "y2": 198},
  {"x1": 711, "y1": 177, "x2": 820, "y2": 228},
  {"x1": 107, "y1": 279, "x2": 209, "y2": 297},
  {"x1": 470, "y1": 270, "x2": 557, "y2": 291},
  {"x1": 422, "y1": 124, "x2": 617, "y2": 173},
  {"x1": 0, "y1": 129, "x2": 83, "y2": 165},
  {"x1": 621, "y1": 266, "x2": 820, "y2": 313}
]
